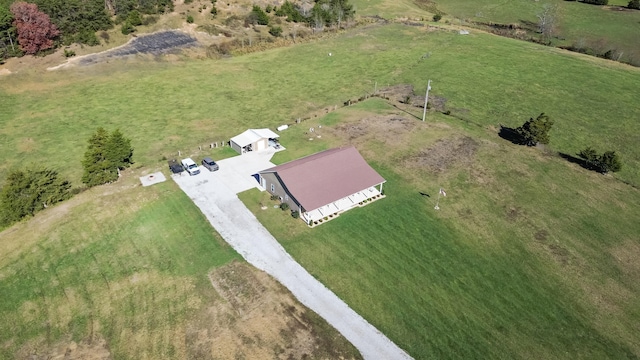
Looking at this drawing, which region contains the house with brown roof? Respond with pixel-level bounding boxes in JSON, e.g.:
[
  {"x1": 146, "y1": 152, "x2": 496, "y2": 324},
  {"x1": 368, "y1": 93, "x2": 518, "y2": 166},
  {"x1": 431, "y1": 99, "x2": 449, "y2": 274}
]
[{"x1": 258, "y1": 146, "x2": 386, "y2": 226}]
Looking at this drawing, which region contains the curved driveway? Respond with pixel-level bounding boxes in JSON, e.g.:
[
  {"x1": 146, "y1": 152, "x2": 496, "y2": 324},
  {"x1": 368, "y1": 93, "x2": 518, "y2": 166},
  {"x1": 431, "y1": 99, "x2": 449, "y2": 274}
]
[{"x1": 172, "y1": 151, "x2": 412, "y2": 360}]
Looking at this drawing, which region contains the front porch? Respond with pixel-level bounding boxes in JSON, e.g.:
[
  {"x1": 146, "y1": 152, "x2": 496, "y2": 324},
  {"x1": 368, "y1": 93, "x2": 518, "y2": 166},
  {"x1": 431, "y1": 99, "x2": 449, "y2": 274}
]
[{"x1": 302, "y1": 186, "x2": 385, "y2": 227}]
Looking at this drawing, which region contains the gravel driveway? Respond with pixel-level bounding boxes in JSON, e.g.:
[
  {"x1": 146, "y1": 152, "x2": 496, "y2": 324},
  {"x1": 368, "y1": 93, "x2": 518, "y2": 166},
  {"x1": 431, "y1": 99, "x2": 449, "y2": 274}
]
[{"x1": 172, "y1": 151, "x2": 412, "y2": 360}]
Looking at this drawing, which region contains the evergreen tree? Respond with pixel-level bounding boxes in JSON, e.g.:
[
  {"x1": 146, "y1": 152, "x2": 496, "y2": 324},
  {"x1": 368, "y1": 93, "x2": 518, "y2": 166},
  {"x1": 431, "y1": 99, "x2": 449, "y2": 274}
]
[
  {"x1": 0, "y1": 168, "x2": 71, "y2": 226},
  {"x1": 578, "y1": 147, "x2": 622, "y2": 174},
  {"x1": 515, "y1": 113, "x2": 554, "y2": 146},
  {"x1": 248, "y1": 5, "x2": 269, "y2": 25},
  {"x1": 629, "y1": 0, "x2": 640, "y2": 9},
  {"x1": 106, "y1": 129, "x2": 134, "y2": 170},
  {"x1": 82, "y1": 128, "x2": 134, "y2": 186}
]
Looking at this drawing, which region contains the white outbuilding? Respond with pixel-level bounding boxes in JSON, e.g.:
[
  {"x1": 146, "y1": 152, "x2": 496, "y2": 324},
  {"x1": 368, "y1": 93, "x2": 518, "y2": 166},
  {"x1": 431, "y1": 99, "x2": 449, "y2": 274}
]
[{"x1": 230, "y1": 128, "x2": 282, "y2": 155}]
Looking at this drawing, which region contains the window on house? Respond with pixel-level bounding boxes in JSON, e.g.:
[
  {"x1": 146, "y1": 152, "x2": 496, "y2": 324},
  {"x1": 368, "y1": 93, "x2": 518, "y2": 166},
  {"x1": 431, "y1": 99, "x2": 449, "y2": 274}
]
[
  {"x1": 271, "y1": 184, "x2": 275, "y2": 192},
  {"x1": 285, "y1": 195, "x2": 289, "y2": 201}
]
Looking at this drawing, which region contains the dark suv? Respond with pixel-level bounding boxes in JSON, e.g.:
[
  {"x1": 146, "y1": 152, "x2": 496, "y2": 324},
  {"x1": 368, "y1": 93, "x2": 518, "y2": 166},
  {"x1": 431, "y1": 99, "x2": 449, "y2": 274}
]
[{"x1": 202, "y1": 157, "x2": 219, "y2": 171}]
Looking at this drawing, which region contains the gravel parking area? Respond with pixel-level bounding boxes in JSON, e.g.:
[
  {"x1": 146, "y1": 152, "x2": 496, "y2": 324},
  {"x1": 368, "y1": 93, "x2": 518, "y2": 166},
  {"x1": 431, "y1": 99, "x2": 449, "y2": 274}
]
[{"x1": 172, "y1": 151, "x2": 412, "y2": 360}]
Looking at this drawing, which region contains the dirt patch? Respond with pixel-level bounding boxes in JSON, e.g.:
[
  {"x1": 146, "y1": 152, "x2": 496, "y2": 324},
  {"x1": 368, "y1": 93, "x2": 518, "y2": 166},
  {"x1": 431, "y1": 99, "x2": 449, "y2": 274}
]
[
  {"x1": 505, "y1": 206, "x2": 523, "y2": 222},
  {"x1": 405, "y1": 136, "x2": 479, "y2": 173},
  {"x1": 15, "y1": 336, "x2": 111, "y2": 360},
  {"x1": 188, "y1": 261, "x2": 361, "y2": 359},
  {"x1": 376, "y1": 84, "x2": 447, "y2": 111},
  {"x1": 332, "y1": 114, "x2": 416, "y2": 147}
]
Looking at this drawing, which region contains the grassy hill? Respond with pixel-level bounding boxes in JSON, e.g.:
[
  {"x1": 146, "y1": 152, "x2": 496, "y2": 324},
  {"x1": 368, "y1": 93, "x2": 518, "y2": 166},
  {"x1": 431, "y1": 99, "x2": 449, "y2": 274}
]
[
  {"x1": 427, "y1": 0, "x2": 640, "y2": 64},
  {"x1": 1, "y1": 9, "x2": 640, "y2": 360}
]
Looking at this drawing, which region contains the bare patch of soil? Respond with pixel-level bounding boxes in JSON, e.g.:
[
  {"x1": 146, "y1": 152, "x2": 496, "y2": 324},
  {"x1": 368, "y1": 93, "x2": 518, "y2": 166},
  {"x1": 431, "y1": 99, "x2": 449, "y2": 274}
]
[
  {"x1": 377, "y1": 84, "x2": 447, "y2": 111},
  {"x1": 332, "y1": 114, "x2": 416, "y2": 148},
  {"x1": 15, "y1": 336, "x2": 112, "y2": 360},
  {"x1": 189, "y1": 261, "x2": 361, "y2": 359},
  {"x1": 405, "y1": 136, "x2": 479, "y2": 173}
]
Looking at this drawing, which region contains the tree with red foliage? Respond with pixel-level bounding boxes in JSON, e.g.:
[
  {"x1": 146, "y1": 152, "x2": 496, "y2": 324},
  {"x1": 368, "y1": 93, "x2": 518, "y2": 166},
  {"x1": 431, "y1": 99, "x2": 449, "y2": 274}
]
[{"x1": 10, "y1": 2, "x2": 59, "y2": 55}]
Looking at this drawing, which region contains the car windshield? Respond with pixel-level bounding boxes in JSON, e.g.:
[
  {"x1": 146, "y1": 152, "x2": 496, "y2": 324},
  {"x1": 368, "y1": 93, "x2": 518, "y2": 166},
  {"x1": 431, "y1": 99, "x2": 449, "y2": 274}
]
[{"x1": 188, "y1": 164, "x2": 197, "y2": 169}]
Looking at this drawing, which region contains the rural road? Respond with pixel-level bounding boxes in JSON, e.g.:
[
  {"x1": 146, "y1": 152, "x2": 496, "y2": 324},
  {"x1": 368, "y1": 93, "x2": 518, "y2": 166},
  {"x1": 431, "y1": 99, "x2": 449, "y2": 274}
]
[{"x1": 172, "y1": 151, "x2": 413, "y2": 360}]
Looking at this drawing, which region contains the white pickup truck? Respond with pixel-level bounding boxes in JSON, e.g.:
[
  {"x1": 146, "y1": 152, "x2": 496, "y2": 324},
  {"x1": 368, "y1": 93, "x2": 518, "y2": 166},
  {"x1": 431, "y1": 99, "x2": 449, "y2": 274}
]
[{"x1": 181, "y1": 158, "x2": 200, "y2": 176}]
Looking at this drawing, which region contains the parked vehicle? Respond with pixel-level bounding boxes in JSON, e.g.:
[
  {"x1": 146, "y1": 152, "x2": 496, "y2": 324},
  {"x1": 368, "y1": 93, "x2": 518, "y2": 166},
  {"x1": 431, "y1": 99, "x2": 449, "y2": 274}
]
[
  {"x1": 181, "y1": 158, "x2": 200, "y2": 176},
  {"x1": 168, "y1": 159, "x2": 184, "y2": 174},
  {"x1": 202, "y1": 157, "x2": 219, "y2": 171}
]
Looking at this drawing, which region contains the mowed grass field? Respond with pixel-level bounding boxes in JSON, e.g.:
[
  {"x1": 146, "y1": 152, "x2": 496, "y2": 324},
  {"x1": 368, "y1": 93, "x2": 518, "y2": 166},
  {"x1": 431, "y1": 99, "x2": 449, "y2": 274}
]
[
  {"x1": 242, "y1": 98, "x2": 640, "y2": 358},
  {"x1": 0, "y1": 177, "x2": 240, "y2": 358},
  {"x1": 1, "y1": 21, "x2": 640, "y2": 358}
]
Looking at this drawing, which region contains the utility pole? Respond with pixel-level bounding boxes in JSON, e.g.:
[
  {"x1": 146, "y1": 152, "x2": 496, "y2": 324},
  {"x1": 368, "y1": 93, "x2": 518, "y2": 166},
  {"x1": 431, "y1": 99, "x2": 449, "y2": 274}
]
[{"x1": 422, "y1": 79, "x2": 431, "y2": 122}]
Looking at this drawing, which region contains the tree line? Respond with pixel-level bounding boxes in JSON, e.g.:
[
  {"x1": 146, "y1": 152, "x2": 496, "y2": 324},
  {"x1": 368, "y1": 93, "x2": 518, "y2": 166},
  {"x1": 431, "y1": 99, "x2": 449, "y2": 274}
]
[
  {"x1": 0, "y1": 0, "x2": 173, "y2": 60},
  {"x1": 0, "y1": 128, "x2": 133, "y2": 228},
  {"x1": 247, "y1": 0, "x2": 354, "y2": 33}
]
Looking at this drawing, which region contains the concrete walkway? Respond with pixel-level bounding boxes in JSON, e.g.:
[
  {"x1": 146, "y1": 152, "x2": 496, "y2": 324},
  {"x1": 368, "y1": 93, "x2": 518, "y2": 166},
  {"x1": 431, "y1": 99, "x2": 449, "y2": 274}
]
[{"x1": 172, "y1": 151, "x2": 412, "y2": 360}]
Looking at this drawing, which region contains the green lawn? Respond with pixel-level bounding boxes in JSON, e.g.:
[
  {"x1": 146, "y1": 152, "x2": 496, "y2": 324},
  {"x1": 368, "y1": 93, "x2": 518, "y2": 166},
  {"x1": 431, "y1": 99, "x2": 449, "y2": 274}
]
[
  {"x1": 0, "y1": 179, "x2": 240, "y2": 358},
  {"x1": 242, "y1": 99, "x2": 640, "y2": 358}
]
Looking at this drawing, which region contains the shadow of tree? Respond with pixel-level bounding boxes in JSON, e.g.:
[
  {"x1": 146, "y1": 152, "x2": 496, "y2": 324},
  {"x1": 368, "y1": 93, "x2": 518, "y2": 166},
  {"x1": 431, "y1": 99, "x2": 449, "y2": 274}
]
[
  {"x1": 498, "y1": 125, "x2": 525, "y2": 145},
  {"x1": 558, "y1": 152, "x2": 599, "y2": 173}
]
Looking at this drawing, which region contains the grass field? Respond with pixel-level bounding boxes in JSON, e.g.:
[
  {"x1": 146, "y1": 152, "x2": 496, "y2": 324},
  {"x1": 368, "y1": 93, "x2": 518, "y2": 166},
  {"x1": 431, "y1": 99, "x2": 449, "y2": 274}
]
[
  {"x1": 429, "y1": 0, "x2": 640, "y2": 64},
  {"x1": 1, "y1": 25, "x2": 640, "y2": 187},
  {"x1": 2, "y1": 19, "x2": 640, "y2": 359},
  {"x1": 241, "y1": 98, "x2": 640, "y2": 358},
  {"x1": 0, "y1": 172, "x2": 361, "y2": 359},
  {"x1": 0, "y1": 176, "x2": 239, "y2": 358}
]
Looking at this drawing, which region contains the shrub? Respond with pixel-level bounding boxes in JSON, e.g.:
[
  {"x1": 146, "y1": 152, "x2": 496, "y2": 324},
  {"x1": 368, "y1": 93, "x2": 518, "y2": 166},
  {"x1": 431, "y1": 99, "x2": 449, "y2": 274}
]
[
  {"x1": 63, "y1": 49, "x2": 76, "y2": 57},
  {"x1": 578, "y1": 147, "x2": 622, "y2": 174},
  {"x1": 211, "y1": 6, "x2": 218, "y2": 16},
  {"x1": 270, "y1": 194, "x2": 279, "y2": 201},
  {"x1": 433, "y1": 14, "x2": 442, "y2": 22},
  {"x1": 280, "y1": 202, "x2": 290, "y2": 211},
  {"x1": 121, "y1": 21, "x2": 135, "y2": 35},
  {"x1": 582, "y1": 0, "x2": 608, "y2": 4},
  {"x1": 127, "y1": 10, "x2": 143, "y2": 26},
  {"x1": 629, "y1": 0, "x2": 640, "y2": 9},
  {"x1": 186, "y1": 15, "x2": 194, "y2": 23},
  {"x1": 265, "y1": 5, "x2": 273, "y2": 13},
  {"x1": 75, "y1": 30, "x2": 99, "y2": 46},
  {"x1": 269, "y1": 26, "x2": 282, "y2": 37},
  {"x1": 291, "y1": 210, "x2": 300, "y2": 219}
]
